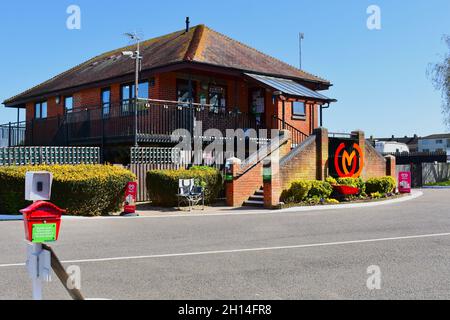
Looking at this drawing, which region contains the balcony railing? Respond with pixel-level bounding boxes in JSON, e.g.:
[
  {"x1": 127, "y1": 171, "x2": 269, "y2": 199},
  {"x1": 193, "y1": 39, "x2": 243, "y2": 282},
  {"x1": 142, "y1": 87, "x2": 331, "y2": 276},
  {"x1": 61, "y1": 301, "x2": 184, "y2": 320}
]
[
  {"x1": 0, "y1": 122, "x2": 26, "y2": 147},
  {"x1": 1, "y1": 99, "x2": 280, "y2": 147}
]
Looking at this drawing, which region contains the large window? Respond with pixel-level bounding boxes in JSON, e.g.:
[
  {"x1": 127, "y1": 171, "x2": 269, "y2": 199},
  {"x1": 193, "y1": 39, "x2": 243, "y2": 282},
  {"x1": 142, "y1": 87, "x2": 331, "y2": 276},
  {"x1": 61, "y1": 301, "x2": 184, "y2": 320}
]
[
  {"x1": 177, "y1": 79, "x2": 196, "y2": 105},
  {"x1": 292, "y1": 101, "x2": 306, "y2": 118},
  {"x1": 121, "y1": 81, "x2": 149, "y2": 112},
  {"x1": 209, "y1": 85, "x2": 226, "y2": 110},
  {"x1": 35, "y1": 101, "x2": 47, "y2": 119},
  {"x1": 101, "y1": 88, "x2": 111, "y2": 115},
  {"x1": 65, "y1": 96, "x2": 73, "y2": 113}
]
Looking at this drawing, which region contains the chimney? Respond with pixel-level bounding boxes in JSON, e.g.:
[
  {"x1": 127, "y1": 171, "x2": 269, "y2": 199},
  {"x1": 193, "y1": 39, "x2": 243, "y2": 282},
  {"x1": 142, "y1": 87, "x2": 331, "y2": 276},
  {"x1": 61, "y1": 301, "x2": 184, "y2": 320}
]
[{"x1": 185, "y1": 17, "x2": 190, "y2": 33}]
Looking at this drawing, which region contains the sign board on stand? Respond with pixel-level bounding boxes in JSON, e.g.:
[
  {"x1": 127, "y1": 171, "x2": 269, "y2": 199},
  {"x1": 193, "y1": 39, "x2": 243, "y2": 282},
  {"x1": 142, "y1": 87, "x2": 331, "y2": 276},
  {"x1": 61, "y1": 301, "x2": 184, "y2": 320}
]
[
  {"x1": 398, "y1": 172, "x2": 412, "y2": 194},
  {"x1": 122, "y1": 182, "x2": 138, "y2": 216}
]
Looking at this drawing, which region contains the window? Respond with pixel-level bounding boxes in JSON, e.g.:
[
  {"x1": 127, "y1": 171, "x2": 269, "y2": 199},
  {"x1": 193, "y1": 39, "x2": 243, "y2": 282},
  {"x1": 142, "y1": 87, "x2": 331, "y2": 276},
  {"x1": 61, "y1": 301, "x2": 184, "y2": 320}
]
[
  {"x1": 292, "y1": 101, "x2": 306, "y2": 118},
  {"x1": 101, "y1": 88, "x2": 111, "y2": 116},
  {"x1": 35, "y1": 101, "x2": 47, "y2": 119},
  {"x1": 65, "y1": 96, "x2": 73, "y2": 113},
  {"x1": 209, "y1": 85, "x2": 226, "y2": 110},
  {"x1": 121, "y1": 81, "x2": 149, "y2": 112},
  {"x1": 436, "y1": 139, "x2": 443, "y2": 144},
  {"x1": 177, "y1": 79, "x2": 196, "y2": 105}
]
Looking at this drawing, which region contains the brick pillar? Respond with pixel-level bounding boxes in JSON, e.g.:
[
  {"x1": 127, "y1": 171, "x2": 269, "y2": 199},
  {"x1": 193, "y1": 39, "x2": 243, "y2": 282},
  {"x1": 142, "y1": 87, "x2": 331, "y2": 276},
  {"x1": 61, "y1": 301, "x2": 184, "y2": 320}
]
[
  {"x1": 385, "y1": 155, "x2": 396, "y2": 178},
  {"x1": 225, "y1": 157, "x2": 242, "y2": 207},
  {"x1": 313, "y1": 127, "x2": 328, "y2": 181},
  {"x1": 263, "y1": 160, "x2": 282, "y2": 209},
  {"x1": 352, "y1": 130, "x2": 366, "y2": 177}
]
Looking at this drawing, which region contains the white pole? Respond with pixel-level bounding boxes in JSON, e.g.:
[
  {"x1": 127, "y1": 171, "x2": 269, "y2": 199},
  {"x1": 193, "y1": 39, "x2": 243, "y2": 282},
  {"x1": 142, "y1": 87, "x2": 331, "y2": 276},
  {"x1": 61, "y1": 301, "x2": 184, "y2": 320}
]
[{"x1": 30, "y1": 243, "x2": 43, "y2": 300}]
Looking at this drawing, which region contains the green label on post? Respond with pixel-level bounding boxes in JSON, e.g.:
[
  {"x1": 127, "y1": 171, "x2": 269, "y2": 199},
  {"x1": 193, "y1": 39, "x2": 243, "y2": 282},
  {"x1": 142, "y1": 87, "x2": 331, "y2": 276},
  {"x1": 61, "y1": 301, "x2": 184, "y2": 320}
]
[{"x1": 32, "y1": 223, "x2": 57, "y2": 243}]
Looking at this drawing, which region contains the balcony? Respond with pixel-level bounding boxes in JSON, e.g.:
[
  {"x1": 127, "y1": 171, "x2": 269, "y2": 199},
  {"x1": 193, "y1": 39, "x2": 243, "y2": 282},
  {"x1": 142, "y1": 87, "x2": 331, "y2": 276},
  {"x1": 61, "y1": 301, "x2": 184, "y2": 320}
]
[{"x1": 1, "y1": 99, "x2": 289, "y2": 147}]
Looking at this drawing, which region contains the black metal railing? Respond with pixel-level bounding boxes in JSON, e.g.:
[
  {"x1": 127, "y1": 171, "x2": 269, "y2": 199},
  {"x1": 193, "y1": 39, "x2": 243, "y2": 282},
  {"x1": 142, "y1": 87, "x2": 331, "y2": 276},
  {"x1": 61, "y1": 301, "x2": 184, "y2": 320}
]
[
  {"x1": 272, "y1": 116, "x2": 309, "y2": 147},
  {"x1": 1, "y1": 100, "x2": 276, "y2": 147},
  {"x1": 0, "y1": 122, "x2": 26, "y2": 147}
]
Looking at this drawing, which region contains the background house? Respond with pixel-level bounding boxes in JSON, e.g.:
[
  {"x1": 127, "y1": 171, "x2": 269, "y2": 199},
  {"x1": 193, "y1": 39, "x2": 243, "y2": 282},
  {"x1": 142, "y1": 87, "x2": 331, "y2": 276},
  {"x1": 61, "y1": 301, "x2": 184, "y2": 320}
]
[
  {"x1": 418, "y1": 134, "x2": 450, "y2": 161},
  {"x1": 369, "y1": 135, "x2": 420, "y2": 153}
]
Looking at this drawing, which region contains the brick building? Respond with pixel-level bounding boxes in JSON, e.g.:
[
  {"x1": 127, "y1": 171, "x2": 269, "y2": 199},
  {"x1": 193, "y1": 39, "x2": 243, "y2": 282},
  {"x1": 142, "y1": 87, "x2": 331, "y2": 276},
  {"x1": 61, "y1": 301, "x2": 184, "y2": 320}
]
[{"x1": 2, "y1": 24, "x2": 335, "y2": 162}]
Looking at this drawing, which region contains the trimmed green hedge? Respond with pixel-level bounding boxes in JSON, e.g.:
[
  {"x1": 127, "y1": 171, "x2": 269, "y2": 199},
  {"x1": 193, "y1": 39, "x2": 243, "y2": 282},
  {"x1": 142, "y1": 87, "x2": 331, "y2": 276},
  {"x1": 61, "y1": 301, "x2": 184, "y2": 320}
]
[
  {"x1": 281, "y1": 180, "x2": 333, "y2": 203},
  {"x1": 365, "y1": 176, "x2": 396, "y2": 195},
  {"x1": 146, "y1": 166, "x2": 223, "y2": 207},
  {"x1": 0, "y1": 165, "x2": 135, "y2": 216}
]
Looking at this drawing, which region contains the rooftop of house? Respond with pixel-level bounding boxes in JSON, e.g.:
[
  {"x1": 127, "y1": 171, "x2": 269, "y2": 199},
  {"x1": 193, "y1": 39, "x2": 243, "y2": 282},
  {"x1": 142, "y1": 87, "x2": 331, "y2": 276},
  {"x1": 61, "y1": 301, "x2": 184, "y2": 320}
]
[
  {"x1": 369, "y1": 135, "x2": 420, "y2": 146},
  {"x1": 420, "y1": 133, "x2": 450, "y2": 140},
  {"x1": 3, "y1": 24, "x2": 331, "y2": 108}
]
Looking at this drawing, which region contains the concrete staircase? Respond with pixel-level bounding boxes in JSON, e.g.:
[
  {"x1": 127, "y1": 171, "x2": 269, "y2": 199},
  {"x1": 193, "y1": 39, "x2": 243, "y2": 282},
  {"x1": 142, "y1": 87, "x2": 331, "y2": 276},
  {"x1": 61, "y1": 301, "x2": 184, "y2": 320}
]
[{"x1": 243, "y1": 187, "x2": 264, "y2": 207}]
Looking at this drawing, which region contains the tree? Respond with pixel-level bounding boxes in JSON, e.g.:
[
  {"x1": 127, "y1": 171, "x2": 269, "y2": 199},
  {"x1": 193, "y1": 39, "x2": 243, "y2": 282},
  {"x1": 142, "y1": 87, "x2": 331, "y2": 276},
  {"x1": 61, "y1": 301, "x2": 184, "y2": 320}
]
[{"x1": 429, "y1": 35, "x2": 450, "y2": 129}]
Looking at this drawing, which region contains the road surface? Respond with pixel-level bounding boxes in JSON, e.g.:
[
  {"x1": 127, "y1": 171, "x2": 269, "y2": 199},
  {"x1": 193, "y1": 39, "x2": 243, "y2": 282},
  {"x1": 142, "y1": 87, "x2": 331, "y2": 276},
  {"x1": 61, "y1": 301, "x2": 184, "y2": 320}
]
[{"x1": 0, "y1": 189, "x2": 449, "y2": 300}]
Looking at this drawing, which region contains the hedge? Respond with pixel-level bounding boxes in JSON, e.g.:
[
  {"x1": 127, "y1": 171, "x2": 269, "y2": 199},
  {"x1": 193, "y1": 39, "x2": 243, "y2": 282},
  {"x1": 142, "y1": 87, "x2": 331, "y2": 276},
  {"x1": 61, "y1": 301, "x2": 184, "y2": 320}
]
[
  {"x1": 281, "y1": 180, "x2": 333, "y2": 203},
  {"x1": 365, "y1": 176, "x2": 397, "y2": 195},
  {"x1": 146, "y1": 166, "x2": 223, "y2": 207},
  {"x1": 0, "y1": 165, "x2": 135, "y2": 216}
]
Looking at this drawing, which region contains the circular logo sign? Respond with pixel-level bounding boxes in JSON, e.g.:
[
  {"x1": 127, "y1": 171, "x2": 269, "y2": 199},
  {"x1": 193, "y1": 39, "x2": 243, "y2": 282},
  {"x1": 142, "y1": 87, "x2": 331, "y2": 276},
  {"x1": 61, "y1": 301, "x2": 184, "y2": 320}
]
[{"x1": 334, "y1": 143, "x2": 364, "y2": 178}]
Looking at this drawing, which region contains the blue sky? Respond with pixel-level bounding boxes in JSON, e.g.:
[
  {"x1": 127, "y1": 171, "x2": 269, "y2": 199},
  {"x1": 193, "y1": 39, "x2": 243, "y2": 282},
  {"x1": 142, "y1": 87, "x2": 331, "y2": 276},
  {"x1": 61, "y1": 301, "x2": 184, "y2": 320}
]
[{"x1": 0, "y1": 0, "x2": 449, "y2": 137}]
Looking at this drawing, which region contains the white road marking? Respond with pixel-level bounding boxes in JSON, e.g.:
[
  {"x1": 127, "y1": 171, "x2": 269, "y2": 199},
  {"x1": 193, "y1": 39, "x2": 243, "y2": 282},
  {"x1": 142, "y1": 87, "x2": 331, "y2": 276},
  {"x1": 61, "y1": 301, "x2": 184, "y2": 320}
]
[{"x1": 0, "y1": 231, "x2": 449, "y2": 268}]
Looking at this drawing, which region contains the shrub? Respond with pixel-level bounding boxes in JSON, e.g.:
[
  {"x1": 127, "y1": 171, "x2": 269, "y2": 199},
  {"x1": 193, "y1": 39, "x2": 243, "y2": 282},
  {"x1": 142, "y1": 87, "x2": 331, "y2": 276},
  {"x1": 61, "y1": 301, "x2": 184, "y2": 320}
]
[
  {"x1": 0, "y1": 165, "x2": 135, "y2": 216},
  {"x1": 370, "y1": 192, "x2": 383, "y2": 199},
  {"x1": 325, "y1": 177, "x2": 337, "y2": 185},
  {"x1": 281, "y1": 180, "x2": 312, "y2": 204},
  {"x1": 308, "y1": 181, "x2": 333, "y2": 199},
  {"x1": 281, "y1": 180, "x2": 333, "y2": 204},
  {"x1": 146, "y1": 166, "x2": 223, "y2": 207},
  {"x1": 365, "y1": 176, "x2": 396, "y2": 195},
  {"x1": 326, "y1": 198, "x2": 340, "y2": 205},
  {"x1": 336, "y1": 177, "x2": 366, "y2": 193}
]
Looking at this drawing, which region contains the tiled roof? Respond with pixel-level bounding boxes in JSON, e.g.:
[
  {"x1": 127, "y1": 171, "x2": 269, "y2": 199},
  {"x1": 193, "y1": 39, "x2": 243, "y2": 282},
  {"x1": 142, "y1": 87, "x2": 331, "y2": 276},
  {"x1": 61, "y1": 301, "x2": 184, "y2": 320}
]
[{"x1": 4, "y1": 25, "x2": 331, "y2": 106}]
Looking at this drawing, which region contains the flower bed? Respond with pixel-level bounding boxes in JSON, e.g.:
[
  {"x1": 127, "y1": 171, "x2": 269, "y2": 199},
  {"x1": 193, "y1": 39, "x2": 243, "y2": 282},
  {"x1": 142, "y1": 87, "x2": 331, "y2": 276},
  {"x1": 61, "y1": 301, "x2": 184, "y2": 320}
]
[{"x1": 280, "y1": 176, "x2": 398, "y2": 208}]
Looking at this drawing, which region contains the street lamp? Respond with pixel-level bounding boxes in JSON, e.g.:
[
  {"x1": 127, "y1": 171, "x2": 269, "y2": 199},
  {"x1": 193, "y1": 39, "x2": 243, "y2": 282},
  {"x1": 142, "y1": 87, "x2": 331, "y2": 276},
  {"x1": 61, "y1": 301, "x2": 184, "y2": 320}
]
[{"x1": 122, "y1": 32, "x2": 143, "y2": 147}]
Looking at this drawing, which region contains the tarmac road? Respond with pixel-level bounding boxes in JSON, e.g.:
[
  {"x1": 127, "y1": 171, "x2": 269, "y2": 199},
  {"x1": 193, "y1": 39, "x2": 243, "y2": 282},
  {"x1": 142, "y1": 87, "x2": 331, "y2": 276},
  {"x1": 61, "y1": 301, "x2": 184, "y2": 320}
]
[{"x1": 0, "y1": 189, "x2": 449, "y2": 300}]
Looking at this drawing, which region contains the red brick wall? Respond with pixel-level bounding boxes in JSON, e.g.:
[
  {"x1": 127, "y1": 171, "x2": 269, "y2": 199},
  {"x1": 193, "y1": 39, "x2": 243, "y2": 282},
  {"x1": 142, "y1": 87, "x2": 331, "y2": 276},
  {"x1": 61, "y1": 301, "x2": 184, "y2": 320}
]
[
  {"x1": 25, "y1": 98, "x2": 64, "y2": 121},
  {"x1": 73, "y1": 87, "x2": 101, "y2": 109},
  {"x1": 275, "y1": 98, "x2": 319, "y2": 135},
  {"x1": 280, "y1": 136, "x2": 318, "y2": 191},
  {"x1": 157, "y1": 72, "x2": 177, "y2": 101},
  {"x1": 363, "y1": 143, "x2": 388, "y2": 179},
  {"x1": 226, "y1": 162, "x2": 264, "y2": 207}
]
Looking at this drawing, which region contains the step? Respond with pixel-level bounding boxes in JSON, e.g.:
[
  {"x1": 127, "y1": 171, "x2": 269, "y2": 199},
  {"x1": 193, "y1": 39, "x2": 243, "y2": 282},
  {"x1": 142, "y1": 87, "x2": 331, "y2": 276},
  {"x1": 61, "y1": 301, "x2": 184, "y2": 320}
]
[
  {"x1": 255, "y1": 190, "x2": 264, "y2": 196},
  {"x1": 249, "y1": 195, "x2": 264, "y2": 201},
  {"x1": 243, "y1": 200, "x2": 264, "y2": 207}
]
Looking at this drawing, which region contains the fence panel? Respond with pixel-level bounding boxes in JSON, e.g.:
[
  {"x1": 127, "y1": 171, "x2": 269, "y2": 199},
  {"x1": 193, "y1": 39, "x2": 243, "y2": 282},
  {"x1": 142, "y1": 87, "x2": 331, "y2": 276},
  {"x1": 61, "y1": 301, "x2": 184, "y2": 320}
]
[
  {"x1": 422, "y1": 163, "x2": 450, "y2": 185},
  {"x1": 0, "y1": 146, "x2": 100, "y2": 166},
  {"x1": 130, "y1": 147, "x2": 189, "y2": 202},
  {"x1": 130, "y1": 147, "x2": 227, "y2": 202}
]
